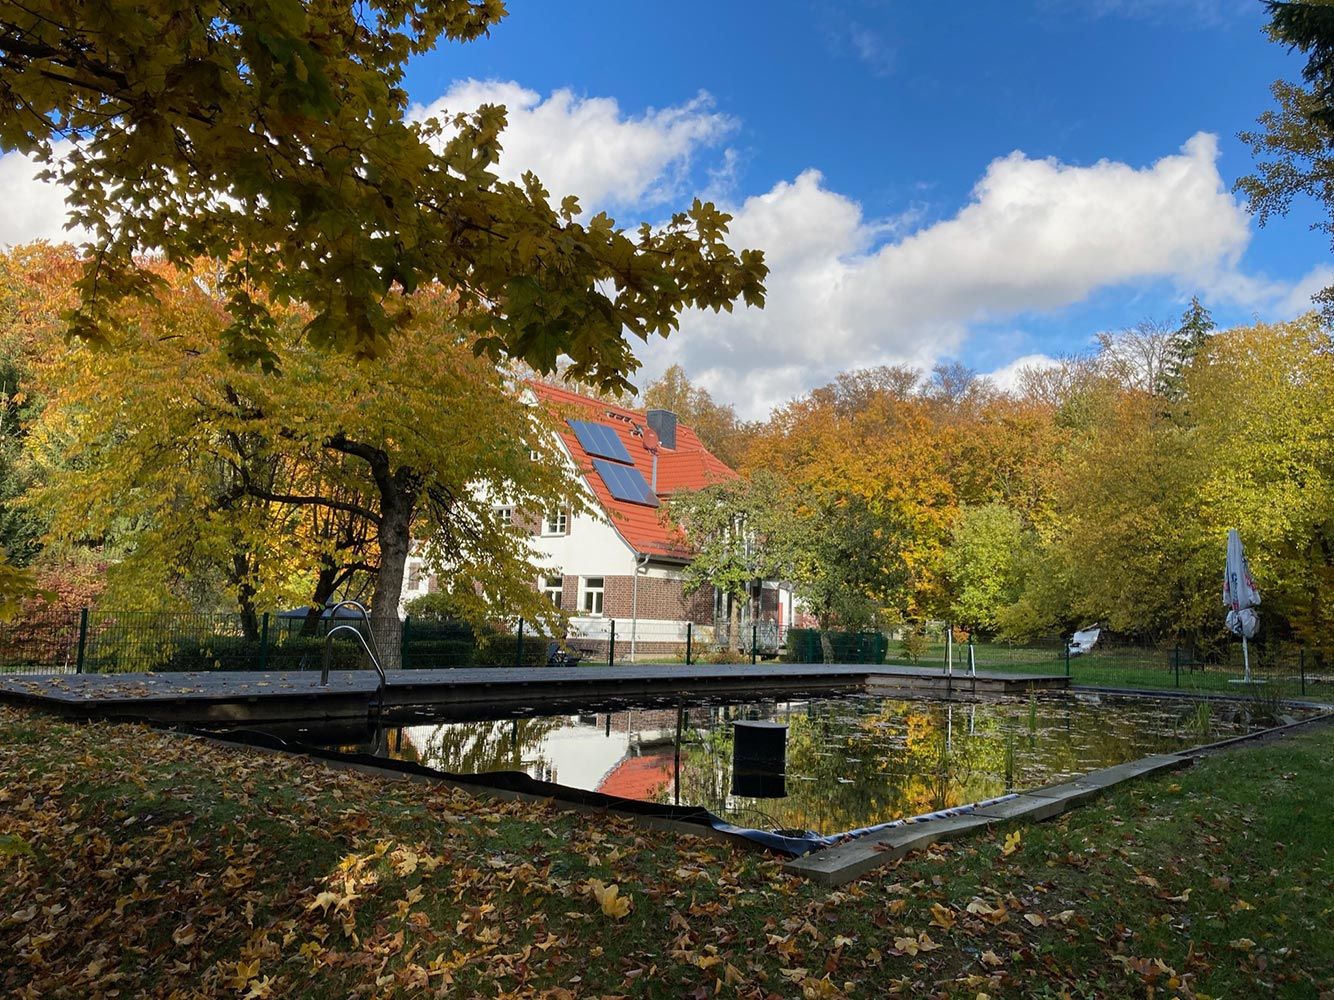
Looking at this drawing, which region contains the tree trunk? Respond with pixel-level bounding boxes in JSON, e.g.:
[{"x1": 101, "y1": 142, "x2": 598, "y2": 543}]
[
  {"x1": 729, "y1": 592, "x2": 743, "y2": 653},
  {"x1": 230, "y1": 551, "x2": 261, "y2": 642},
  {"x1": 369, "y1": 480, "x2": 415, "y2": 671}
]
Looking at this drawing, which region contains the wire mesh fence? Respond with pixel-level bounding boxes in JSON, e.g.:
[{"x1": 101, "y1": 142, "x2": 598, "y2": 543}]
[
  {"x1": 1, "y1": 606, "x2": 1329, "y2": 701},
  {"x1": 884, "y1": 634, "x2": 1331, "y2": 700}
]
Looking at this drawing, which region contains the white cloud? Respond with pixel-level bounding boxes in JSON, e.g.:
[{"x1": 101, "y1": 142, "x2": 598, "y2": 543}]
[
  {"x1": 651, "y1": 132, "x2": 1264, "y2": 418},
  {"x1": 411, "y1": 81, "x2": 735, "y2": 211},
  {"x1": 0, "y1": 141, "x2": 88, "y2": 246},
  {"x1": 1274, "y1": 264, "x2": 1334, "y2": 318},
  {"x1": 984, "y1": 353, "x2": 1062, "y2": 393},
  {"x1": 3, "y1": 83, "x2": 732, "y2": 246}
]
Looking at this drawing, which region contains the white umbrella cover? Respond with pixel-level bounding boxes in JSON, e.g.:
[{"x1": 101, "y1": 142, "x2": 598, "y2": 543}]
[
  {"x1": 1223, "y1": 528, "x2": 1261, "y2": 681},
  {"x1": 1223, "y1": 529, "x2": 1261, "y2": 638}
]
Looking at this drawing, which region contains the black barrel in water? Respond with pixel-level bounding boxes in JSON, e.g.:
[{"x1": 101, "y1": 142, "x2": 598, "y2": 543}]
[{"x1": 731, "y1": 720, "x2": 788, "y2": 798}]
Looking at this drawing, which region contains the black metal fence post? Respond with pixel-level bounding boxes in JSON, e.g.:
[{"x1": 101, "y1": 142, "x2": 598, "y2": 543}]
[
  {"x1": 516, "y1": 618, "x2": 524, "y2": 667},
  {"x1": 401, "y1": 614, "x2": 411, "y2": 669},
  {"x1": 608, "y1": 619, "x2": 615, "y2": 667},
  {"x1": 685, "y1": 622, "x2": 692, "y2": 665},
  {"x1": 1173, "y1": 645, "x2": 1180, "y2": 689},
  {"x1": 76, "y1": 607, "x2": 88, "y2": 674},
  {"x1": 1064, "y1": 640, "x2": 1070, "y2": 678},
  {"x1": 258, "y1": 612, "x2": 269, "y2": 672},
  {"x1": 750, "y1": 622, "x2": 757, "y2": 665}
]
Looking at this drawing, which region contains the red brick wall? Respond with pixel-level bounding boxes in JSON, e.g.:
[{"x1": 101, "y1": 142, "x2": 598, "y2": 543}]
[
  {"x1": 601, "y1": 575, "x2": 714, "y2": 624},
  {"x1": 534, "y1": 574, "x2": 716, "y2": 624}
]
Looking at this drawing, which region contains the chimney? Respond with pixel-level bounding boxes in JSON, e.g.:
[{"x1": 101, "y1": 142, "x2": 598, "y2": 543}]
[{"x1": 646, "y1": 409, "x2": 677, "y2": 450}]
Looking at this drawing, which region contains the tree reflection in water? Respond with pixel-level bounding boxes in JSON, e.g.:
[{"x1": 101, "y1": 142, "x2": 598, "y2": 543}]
[{"x1": 373, "y1": 695, "x2": 1288, "y2": 836}]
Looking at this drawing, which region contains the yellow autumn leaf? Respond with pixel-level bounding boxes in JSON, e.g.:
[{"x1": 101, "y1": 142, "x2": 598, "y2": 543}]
[
  {"x1": 226, "y1": 958, "x2": 261, "y2": 990},
  {"x1": 929, "y1": 903, "x2": 956, "y2": 930},
  {"x1": 893, "y1": 936, "x2": 919, "y2": 956},
  {"x1": 1024, "y1": 912, "x2": 1046, "y2": 927},
  {"x1": 1001, "y1": 830, "x2": 1022, "y2": 856},
  {"x1": 306, "y1": 891, "x2": 339, "y2": 914},
  {"x1": 587, "y1": 879, "x2": 633, "y2": 919}
]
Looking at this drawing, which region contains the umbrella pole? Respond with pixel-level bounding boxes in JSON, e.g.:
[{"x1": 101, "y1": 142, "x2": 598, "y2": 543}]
[{"x1": 1242, "y1": 634, "x2": 1251, "y2": 684}]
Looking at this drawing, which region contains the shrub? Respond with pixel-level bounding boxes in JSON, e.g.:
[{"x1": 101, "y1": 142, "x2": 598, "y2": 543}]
[
  {"x1": 899, "y1": 629, "x2": 930, "y2": 662},
  {"x1": 473, "y1": 633, "x2": 549, "y2": 668}
]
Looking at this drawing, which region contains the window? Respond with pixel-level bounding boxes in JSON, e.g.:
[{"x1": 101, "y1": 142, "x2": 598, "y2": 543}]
[
  {"x1": 542, "y1": 508, "x2": 568, "y2": 536},
  {"x1": 581, "y1": 577, "x2": 605, "y2": 616},
  {"x1": 542, "y1": 576, "x2": 563, "y2": 608},
  {"x1": 494, "y1": 505, "x2": 513, "y2": 527},
  {"x1": 406, "y1": 561, "x2": 422, "y2": 591}
]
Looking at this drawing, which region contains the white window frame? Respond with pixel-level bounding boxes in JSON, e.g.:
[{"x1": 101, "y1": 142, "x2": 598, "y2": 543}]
[
  {"x1": 581, "y1": 577, "x2": 605, "y2": 616},
  {"x1": 494, "y1": 505, "x2": 514, "y2": 528},
  {"x1": 542, "y1": 575, "x2": 563, "y2": 608},
  {"x1": 542, "y1": 508, "x2": 568, "y2": 536}
]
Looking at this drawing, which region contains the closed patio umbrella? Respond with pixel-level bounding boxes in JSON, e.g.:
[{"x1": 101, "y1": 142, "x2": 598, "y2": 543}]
[{"x1": 1223, "y1": 529, "x2": 1261, "y2": 684}]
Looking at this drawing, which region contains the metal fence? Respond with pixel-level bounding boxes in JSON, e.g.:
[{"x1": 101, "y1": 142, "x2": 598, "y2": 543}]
[
  {"x1": 885, "y1": 635, "x2": 1332, "y2": 700},
  {"x1": 0, "y1": 609, "x2": 888, "y2": 674},
  {"x1": 1, "y1": 607, "x2": 1329, "y2": 700}
]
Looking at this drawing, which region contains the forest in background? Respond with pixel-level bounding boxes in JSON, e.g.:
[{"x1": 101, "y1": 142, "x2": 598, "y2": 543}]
[
  {"x1": 1, "y1": 243, "x2": 1331, "y2": 659},
  {"x1": 653, "y1": 302, "x2": 1333, "y2": 657}
]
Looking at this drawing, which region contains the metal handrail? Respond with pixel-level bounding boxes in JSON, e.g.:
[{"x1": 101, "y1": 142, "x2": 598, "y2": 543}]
[{"x1": 319, "y1": 601, "x2": 387, "y2": 709}]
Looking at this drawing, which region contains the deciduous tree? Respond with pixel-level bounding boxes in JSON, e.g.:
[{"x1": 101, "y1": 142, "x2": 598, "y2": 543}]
[{"x1": 0, "y1": 1, "x2": 766, "y2": 388}]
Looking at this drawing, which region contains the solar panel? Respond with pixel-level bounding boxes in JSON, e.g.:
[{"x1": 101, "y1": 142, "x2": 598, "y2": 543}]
[
  {"x1": 592, "y1": 458, "x2": 659, "y2": 507},
  {"x1": 568, "y1": 420, "x2": 632, "y2": 464}
]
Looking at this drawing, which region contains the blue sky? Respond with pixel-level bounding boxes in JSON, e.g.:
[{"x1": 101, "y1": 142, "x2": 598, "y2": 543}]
[
  {"x1": 1, "y1": 0, "x2": 1324, "y2": 416},
  {"x1": 404, "y1": 0, "x2": 1327, "y2": 413}
]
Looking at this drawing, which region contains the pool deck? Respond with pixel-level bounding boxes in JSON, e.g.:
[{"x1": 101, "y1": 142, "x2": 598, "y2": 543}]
[{"x1": 0, "y1": 663, "x2": 1068, "y2": 724}]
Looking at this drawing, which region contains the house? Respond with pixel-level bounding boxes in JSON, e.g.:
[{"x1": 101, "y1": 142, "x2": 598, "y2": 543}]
[{"x1": 399, "y1": 380, "x2": 796, "y2": 653}]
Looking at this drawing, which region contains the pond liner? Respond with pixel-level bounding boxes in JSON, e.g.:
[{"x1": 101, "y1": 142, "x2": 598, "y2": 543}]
[{"x1": 187, "y1": 725, "x2": 832, "y2": 856}]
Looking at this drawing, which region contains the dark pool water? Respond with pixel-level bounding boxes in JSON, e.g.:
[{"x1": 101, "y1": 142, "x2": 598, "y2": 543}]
[{"x1": 265, "y1": 692, "x2": 1305, "y2": 836}]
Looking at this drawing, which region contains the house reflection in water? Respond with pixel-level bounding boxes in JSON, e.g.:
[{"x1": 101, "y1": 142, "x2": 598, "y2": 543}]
[{"x1": 387, "y1": 694, "x2": 1269, "y2": 836}]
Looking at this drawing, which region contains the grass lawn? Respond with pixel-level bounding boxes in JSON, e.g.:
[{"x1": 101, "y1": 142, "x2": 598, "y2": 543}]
[{"x1": 1, "y1": 705, "x2": 1330, "y2": 999}]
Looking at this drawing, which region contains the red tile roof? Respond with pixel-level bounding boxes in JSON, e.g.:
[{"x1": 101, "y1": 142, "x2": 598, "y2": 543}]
[
  {"x1": 596, "y1": 751, "x2": 675, "y2": 801},
  {"x1": 528, "y1": 380, "x2": 737, "y2": 559}
]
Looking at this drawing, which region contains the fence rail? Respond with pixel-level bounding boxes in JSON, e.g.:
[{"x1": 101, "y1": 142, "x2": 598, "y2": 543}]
[{"x1": 0, "y1": 608, "x2": 1329, "y2": 701}]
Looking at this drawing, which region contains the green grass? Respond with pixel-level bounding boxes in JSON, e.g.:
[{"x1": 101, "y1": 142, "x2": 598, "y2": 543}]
[{"x1": 1, "y1": 706, "x2": 1330, "y2": 998}]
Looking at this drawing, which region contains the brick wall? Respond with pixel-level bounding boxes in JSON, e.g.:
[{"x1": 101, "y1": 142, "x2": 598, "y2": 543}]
[
  {"x1": 536, "y1": 574, "x2": 717, "y2": 624},
  {"x1": 601, "y1": 575, "x2": 715, "y2": 624}
]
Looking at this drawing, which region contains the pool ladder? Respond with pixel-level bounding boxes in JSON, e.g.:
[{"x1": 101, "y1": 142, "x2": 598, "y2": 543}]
[{"x1": 319, "y1": 600, "x2": 388, "y2": 710}]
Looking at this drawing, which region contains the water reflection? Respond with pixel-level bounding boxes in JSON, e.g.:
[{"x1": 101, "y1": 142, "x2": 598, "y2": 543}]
[{"x1": 298, "y1": 694, "x2": 1299, "y2": 837}]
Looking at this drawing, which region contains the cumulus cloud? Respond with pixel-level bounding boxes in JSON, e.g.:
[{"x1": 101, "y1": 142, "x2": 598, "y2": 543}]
[
  {"x1": 984, "y1": 353, "x2": 1063, "y2": 393},
  {"x1": 1274, "y1": 264, "x2": 1334, "y2": 318},
  {"x1": 411, "y1": 81, "x2": 735, "y2": 211},
  {"x1": 651, "y1": 132, "x2": 1261, "y2": 418},
  {"x1": 0, "y1": 141, "x2": 88, "y2": 246},
  {"x1": 2, "y1": 83, "x2": 732, "y2": 246}
]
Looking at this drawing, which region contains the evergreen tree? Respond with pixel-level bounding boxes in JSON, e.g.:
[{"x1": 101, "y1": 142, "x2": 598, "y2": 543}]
[{"x1": 1158, "y1": 296, "x2": 1216, "y2": 400}]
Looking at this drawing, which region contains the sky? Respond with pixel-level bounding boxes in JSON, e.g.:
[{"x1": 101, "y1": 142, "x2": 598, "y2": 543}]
[{"x1": 1, "y1": 0, "x2": 1327, "y2": 418}]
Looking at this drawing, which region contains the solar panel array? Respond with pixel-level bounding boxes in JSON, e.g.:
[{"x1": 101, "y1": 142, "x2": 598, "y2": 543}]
[
  {"x1": 592, "y1": 458, "x2": 659, "y2": 507},
  {"x1": 568, "y1": 420, "x2": 632, "y2": 464}
]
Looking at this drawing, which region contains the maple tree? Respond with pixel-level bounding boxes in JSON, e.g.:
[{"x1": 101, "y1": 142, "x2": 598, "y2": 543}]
[
  {"x1": 0, "y1": 1, "x2": 766, "y2": 389},
  {"x1": 22, "y1": 248, "x2": 579, "y2": 664}
]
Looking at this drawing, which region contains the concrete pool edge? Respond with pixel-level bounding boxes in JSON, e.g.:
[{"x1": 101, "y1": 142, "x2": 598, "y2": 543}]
[{"x1": 783, "y1": 710, "x2": 1334, "y2": 887}]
